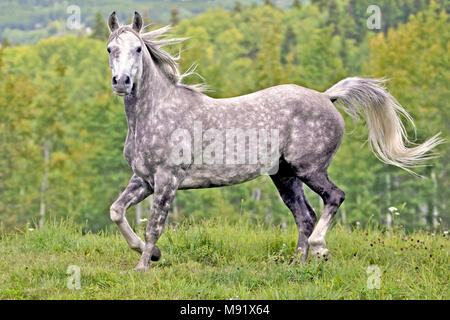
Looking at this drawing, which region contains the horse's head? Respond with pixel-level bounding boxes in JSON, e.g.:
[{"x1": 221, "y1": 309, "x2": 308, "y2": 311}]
[{"x1": 106, "y1": 12, "x2": 144, "y2": 96}]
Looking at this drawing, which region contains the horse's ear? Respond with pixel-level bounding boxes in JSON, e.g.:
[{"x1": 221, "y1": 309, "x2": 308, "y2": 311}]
[
  {"x1": 132, "y1": 11, "x2": 143, "y2": 33},
  {"x1": 108, "y1": 11, "x2": 120, "y2": 33}
]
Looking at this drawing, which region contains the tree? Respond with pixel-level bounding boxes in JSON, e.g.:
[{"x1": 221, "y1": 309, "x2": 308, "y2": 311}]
[
  {"x1": 367, "y1": 2, "x2": 449, "y2": 230},
  {"x1": 264, "y1": 0, "x2": 274, "y2": 7},
  {"x1": 257, "y1": 20, "x2": 285, "y2": 88},
  {"x1": 292, "y1": 0, "x2": 302, "y2": 9},
  {"x1": 0, "y1": 47, "x2": 3, "y2": 78},
  {"x1": 311, "y1": 0, "x2": 328, "y2": 11},
  {"x1": 142, "y1": 9, "x2": 152, "y2": 27},
  {"x1": 233, "y1": 2, "x2": 243, "y2": 13},
  {"x1": 171, "y1": 6, "x2": 180, "y2": 26},
  {"x1": 281, "y1": 25, "x2": 297, "y2": 64},
  {"x1": 90, "y1": 12, "x2": 109, "y2": 41},
  {"x1": 340, "y1": 0, "x2": 359, "y2": 41},
  {"x1": 0, "y1": 74, "x2": 40, "y2": 229},
  {"x1": 297, "y1": 25, "x2": 345, "y2": 91},
  {"x1": 1, "y1": 37, "x2": 11, "y2": 48},
  {"x1": 326, "y1": 0, "x2": 339, "y2": 35}
]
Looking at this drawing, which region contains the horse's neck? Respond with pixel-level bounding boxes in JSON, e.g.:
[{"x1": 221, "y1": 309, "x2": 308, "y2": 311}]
[{"x1": 124, "y1": 54, "x2": 174, "y2": 126}]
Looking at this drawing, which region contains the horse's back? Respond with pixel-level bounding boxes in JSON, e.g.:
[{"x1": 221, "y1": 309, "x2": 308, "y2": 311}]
[
  {"x1": 179, "y1": 84, "x2": 345, "y2": 184},
  {"x1": 206, "y1": 83, "x2": 344, "y2": 135},
  {"x1": 213, "y1": 83, "x2": 346, "y2": 173}
]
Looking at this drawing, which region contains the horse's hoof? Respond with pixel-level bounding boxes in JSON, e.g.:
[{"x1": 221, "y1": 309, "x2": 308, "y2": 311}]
[
  {"x1": 290, "y1": 259, "x2": 299, "y2": 267},
  {"x1": 151, "y1": 245, "x2": 162, "y2": 262},
  {"x1": 311, "y1": 247, "x2": 331, "y2": 260},
  {"x1": 133, "y1": 264, "x2": 149, "y2": 272},
  {"x1": 290, "y1": 255, "x2": 308, "y2": 266}
]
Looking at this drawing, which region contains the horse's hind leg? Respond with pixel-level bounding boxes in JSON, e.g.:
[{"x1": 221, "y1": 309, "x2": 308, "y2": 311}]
[
  {"x1": 110, "y1": 174, "x2": 161, "y2": 261},
  {"x1": 300, "y1": 172, "x2": 345, "y2": 259},
  {"x1": 271, "y1": 174, "x2": 317, "y2": 265}
]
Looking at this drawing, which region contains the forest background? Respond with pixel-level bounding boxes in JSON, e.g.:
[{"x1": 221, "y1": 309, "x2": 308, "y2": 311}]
[{"x1": 0, "y1": 0, "x2": 448, "y2": 233}]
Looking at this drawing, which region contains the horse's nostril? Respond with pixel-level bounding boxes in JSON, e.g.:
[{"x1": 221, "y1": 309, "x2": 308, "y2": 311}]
[{"x1": 112, "y1": 75, "x2": 131, "y2": 88}]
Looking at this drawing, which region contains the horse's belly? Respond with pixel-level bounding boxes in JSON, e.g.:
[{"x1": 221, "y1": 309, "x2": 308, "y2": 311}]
[{"x1": 179, "y1": 164, "x2": 267, "y2": 189}]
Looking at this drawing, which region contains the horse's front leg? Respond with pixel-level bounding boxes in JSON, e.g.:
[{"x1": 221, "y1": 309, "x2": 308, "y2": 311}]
[
  {"x1": 110, "y1": 174, "x2": 153, "y2": 254},
  {"x1": 134, "y1": 169, "x2": 180, "y2": 272}
]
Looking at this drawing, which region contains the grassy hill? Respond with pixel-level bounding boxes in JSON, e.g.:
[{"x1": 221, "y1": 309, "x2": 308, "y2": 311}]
[{"x1": 0, "y1": 217, "x2": 448, "y2": 299}]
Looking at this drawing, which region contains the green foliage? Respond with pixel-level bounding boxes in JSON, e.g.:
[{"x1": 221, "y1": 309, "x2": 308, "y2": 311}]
[
  {"x1": 170, "y1": 6, "x2": 180, "y2": 26},
  {"x1": 0, "y1": 1, "x2": 448, "y2": 233},
  {"x1": 234, "y1": 2, "x2": 243, "y2": 13},
  {"x1": 365, "y1": 1, "x2": 450, "y2": 229},
  {"x1": 292, "y1": 0, "x2": 302, "y2": 10},
  {"x1": 0, "y1": 1, "x2": 270, "y2": 45},
  {"x1": 1, "y1": 37, "x2": 11, "y2": 48},
  {"x1": 90, "y1": 12, "x2": 109, "y2": 41}
]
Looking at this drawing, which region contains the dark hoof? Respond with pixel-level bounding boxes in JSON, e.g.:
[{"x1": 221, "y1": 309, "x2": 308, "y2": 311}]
[
  {"x1": 290, "y1": 255, "x2": 308, "y2": 267},
  {"x1": 151, "y1": 245, "x2": 162, "y2": 261}
]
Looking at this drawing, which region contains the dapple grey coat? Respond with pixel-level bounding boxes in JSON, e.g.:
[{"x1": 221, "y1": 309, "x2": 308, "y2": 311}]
[{"x1": 106, "y1": 12, "x2": 442, "y2": 271}]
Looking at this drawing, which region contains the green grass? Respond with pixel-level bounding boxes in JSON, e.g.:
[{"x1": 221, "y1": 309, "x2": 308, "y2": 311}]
[{"x1": 0, "y1": 217, "x2": 448, "y2": 299}]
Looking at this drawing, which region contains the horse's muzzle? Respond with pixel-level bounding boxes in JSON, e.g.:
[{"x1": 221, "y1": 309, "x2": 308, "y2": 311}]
[{"x1": 112, "y1": 74, "x2": 132, "y2": 96}]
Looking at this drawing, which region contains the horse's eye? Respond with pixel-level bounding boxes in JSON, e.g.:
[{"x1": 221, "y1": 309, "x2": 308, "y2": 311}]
[
  {"x1": 107, "y1": 47, "x2": 111, "y2": 54},
  {"x1": 136, "y1": 46, "x2": 142, "y2": 53}
]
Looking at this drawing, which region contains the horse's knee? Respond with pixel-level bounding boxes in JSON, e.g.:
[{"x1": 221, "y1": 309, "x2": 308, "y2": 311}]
[
  {"x1": 327, "y1": 188, "x2": 345, "y2": 210},
  {"x1": 334, "y1": 188, "x2": 345, "y2": 206},
  {"x1": 110, "y1": 204, "x2": 124, "y2": 223}
]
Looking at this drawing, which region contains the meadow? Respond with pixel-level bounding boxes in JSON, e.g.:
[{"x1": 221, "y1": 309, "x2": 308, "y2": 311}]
[
  {"x1": 0, "y1": 217, "x2": 448, "y2": 300},
  {"x1": 0, "y1": 0, "x2": 448, "y2": 301}
]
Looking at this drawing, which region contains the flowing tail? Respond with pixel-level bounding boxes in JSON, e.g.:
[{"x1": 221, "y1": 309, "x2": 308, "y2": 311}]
[{"x1": 325, "y1": 77, "x2": 443, "y2": 175}]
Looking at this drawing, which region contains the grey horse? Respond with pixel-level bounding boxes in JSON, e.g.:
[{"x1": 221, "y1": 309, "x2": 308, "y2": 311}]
[{"x1": 106, "y1": 12, "x2": 442, "y2": 271}]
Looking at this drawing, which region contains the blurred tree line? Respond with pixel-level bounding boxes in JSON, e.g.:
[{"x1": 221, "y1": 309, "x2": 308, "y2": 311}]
[
  {"x1": 0, "y1": 1, "x2": 448, "y2": 233},
  {"x1": 0, "y1": 0, "x2": 265, "y2": 45}
]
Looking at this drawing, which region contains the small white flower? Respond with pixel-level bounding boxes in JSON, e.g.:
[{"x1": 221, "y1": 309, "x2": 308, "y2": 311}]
[
  {"x1": 388, "y1": 207, "x2": 398, "y2": 213},
  {"x1": 28, "y1": 228, "x2": 34, "y2": 232}
]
